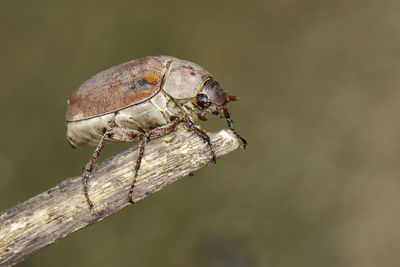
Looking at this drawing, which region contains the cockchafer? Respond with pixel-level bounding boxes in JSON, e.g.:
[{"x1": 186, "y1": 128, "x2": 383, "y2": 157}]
[{"x1": 66, "y1": 56, "x2": 247, "y2": 209}]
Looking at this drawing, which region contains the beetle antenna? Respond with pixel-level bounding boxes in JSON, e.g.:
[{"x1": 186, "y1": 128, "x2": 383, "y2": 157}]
[
  {"x1": 222, "y1": 106, "x2": 247, "y2": 150},
  {"x1": 229, "y1": 95, "x2": 239, "y2": 102}
]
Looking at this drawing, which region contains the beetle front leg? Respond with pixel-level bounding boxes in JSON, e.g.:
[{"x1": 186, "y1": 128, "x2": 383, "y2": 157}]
[
  {"x1": 128, "y1": 120, "x2": 178, "y2": 203},
  {"x1": 185, "y1": 119, "x2": 217, "y2": 163},
  {"x1": 82, "y1": 127, "x2": 141, "y2": 210},
  {"x1": 222, "y1": 106, "x2": 247, "y2": 150}
]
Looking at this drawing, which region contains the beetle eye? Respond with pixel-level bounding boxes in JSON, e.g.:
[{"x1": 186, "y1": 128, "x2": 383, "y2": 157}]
[{"x1": 196, "y1": 94, "x2": 211, "y2": 109}]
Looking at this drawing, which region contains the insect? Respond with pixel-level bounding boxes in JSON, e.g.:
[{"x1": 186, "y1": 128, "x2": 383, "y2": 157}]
[{"x1": 66, "y1": 56, "x2": 247, "y2": 209}]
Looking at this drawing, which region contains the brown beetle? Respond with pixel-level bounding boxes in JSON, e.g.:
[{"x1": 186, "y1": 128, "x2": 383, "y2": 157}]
[{"x1": 66, "y1": 56, "x2": 246, "y2": 209}]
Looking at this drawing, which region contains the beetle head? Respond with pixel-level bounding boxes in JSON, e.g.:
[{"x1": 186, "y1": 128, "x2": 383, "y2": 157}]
[
  {"x1": 193, "y1": 78, "x2": 247, "y2": 149},
  {"x1": 194, "y1": 79, "x2": 228, "y2": 114}
]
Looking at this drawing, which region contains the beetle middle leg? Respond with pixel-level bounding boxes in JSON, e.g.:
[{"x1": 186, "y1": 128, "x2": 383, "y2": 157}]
[
  {"x1": 82, "y1": 127, "x2": 141, "y2": 210},
  {"x1": 128, "y1": 120, "x2": 178, "y2": 203},
  {"x1": 185, "y1": 119, "x2": 217, "y2": 163}
]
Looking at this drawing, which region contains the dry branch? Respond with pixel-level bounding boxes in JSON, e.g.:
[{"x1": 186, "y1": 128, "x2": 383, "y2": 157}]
[{"x1": 0, "y1": 125, "x2": 240, "y2": 266}]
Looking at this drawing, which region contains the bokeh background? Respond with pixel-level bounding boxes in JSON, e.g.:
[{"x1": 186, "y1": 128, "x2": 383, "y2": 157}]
[{"x1": 1, "y1": 0, "x2": 400, "y2": 266}]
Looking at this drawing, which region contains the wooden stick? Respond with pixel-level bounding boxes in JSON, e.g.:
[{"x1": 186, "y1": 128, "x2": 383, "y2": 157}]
[{"x1": 0, "y1": 125, "x2": 240, "y2": 266}]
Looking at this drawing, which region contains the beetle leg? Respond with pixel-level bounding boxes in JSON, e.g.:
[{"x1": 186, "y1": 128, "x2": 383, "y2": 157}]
[
  {"x1": 128, "y1": 120, "x2": 178, "y2": 203},
  {"x1": 82, "y1": 127, "x2": 141, "y2": 210},
  {"x1": 82, "y1": 132, "x2": 109, "y2": 210},
  {"x1": 185, "y1": 120, "x2": 217, "y2": 163},
  {"x1": 222, "y1": 106, "x2": 247, "y2": 150}
]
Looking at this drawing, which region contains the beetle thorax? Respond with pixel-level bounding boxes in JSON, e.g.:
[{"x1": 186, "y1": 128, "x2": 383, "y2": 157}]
[{"x1": 178, "y1": 99, "x2": 202, "y2": 120}]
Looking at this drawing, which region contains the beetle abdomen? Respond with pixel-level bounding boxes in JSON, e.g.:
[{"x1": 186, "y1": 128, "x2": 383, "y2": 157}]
[
  {"x1": 66, "y1": 56, "x2": 173, "y2": 122},
  {"x1": 66, "y1": 113, "x2": 116, "y2": 148},
  {"x1": 66, "y1": 91, "x2": 181, "y2": 148}
]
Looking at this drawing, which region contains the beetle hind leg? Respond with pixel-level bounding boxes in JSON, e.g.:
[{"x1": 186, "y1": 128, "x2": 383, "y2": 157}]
[{"x1": 82, "y1": 127, "x2": 141, "y2": 210}]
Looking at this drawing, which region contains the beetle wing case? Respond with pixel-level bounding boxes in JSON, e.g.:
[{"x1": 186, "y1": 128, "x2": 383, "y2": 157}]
[{"x1": 66, "y1": 56, "x2": 173, "y2": 122}]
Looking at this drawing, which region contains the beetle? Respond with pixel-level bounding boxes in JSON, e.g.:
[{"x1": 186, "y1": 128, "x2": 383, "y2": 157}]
[{"x1": 66, "y1": 56, "x2": 247, "y2": 209}]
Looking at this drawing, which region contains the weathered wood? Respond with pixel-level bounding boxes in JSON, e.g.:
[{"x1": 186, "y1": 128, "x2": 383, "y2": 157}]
[{"x1": 0, "y1": 125, "x2": 240, "y2": 266}]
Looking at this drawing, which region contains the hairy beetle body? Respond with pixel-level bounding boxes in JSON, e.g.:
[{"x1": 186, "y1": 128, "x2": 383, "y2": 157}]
[
  {"x1": 66, "y1": 56, "x2": 246, "y2": 209},
  {"x1": 66, "y1": 56, "x2": 208, "y2": 148}
]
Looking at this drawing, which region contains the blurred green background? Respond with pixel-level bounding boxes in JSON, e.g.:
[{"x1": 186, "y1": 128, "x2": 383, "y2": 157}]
[{"x1": 1, "y1": 0, "x2": 400, "y2": 266}]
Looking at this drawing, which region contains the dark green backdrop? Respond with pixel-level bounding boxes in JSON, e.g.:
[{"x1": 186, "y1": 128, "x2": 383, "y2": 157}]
[{"x1": 1, "y1": 0, "x2": 400, "y2": 266}]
